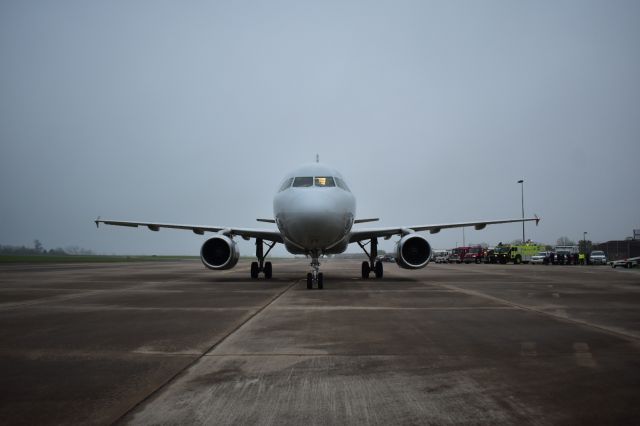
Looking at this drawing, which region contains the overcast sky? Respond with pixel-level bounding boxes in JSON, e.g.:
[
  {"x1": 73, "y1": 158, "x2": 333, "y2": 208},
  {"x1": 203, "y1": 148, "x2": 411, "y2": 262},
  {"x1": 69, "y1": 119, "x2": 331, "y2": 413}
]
[{"x1": 1, "y1": 0, "x2": 639, "y2": 256}]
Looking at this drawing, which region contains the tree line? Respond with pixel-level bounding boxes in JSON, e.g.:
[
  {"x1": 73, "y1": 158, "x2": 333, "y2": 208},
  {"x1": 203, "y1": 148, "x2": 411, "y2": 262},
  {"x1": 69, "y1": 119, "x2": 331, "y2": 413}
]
[{"x1": 0, "y1": 240, "x2": 94, "y2": 256}]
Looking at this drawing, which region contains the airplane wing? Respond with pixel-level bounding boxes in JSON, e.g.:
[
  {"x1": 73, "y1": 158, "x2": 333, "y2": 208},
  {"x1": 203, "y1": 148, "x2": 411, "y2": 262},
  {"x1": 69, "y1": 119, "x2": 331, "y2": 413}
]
[
  {"x1": 95, "y1": 218, "x2": 283, "y2": 243},
  {"x1": 349, "y1": 216, "x2": 540, "y2": 243}
]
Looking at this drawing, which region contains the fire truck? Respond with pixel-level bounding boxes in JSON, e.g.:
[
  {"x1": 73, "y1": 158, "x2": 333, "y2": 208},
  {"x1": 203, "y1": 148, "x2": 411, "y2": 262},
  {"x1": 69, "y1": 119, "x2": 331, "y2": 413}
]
[
  {"x1": 489, "y1": 243, "x2": 545, "y2": 264},
  {"x1": 449, "y1": 246, "x2": 470, "y2": 264},
  {"x1": 463, "y1": 245, "x2": 486, "y2": 264}
]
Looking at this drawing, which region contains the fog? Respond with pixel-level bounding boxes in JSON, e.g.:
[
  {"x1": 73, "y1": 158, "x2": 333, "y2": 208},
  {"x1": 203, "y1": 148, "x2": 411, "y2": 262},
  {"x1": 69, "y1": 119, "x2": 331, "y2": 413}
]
[{"x1": 1, "y1": 1, "x2": 639, "y2": 256}]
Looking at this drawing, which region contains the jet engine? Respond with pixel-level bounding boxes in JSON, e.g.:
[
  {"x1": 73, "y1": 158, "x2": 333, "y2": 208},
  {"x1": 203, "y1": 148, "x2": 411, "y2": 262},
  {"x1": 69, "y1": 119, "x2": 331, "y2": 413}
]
[
  {"x1": 200, "y1": 236, "x2": 240, "y2": 270},
  {"x1": 395, "y1": 234, "x2": 432, "y2": 269}
]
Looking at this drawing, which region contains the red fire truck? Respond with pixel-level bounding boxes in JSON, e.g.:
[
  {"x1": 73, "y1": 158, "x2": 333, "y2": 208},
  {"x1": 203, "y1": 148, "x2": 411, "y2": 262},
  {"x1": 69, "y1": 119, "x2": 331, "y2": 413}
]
[
  {"x1": 463, "y1": 245, "x2": 486, "y2": 264},
  {"x1": 449, "y1": 246, "x2": 471, "y2": 264}
]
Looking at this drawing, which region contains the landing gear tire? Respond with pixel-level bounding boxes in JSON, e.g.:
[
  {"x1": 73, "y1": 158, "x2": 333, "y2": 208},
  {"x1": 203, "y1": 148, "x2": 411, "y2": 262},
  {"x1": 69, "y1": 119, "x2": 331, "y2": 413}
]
[
  {"x1": 317, "y1": 273, "x2": 324, "y2": 289},
  {"x1": 361, "y1": 261, "x2": 370, "y2": 279},
  {"x1": 306, "y1": 273, "x2": 313, "y2": 289},
  {"x1": 250, "y1": 261, "x2": 259, "y2": 279},
  {"x1": 374, "y1": 260, "x2": 383, "y2": 278},
  {"x1": 264, "y1": 261, "x2": 272, "y2": 279}
]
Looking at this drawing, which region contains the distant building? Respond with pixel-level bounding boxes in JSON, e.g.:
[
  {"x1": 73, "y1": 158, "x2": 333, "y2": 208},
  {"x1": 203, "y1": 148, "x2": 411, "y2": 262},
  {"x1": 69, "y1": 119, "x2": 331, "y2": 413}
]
[{"x1": 592, "y1": 240, "x2": 640, "y2": 261}]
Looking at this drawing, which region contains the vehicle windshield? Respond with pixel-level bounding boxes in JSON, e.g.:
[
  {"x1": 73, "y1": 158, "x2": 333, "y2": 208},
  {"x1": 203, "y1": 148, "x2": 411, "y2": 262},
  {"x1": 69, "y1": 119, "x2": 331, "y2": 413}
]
[
  {"x1": 537, "y1": 252, "x2": 547, "y2": 256},
  {"x1": 469, "y1": 247, "x2": 481, "y2": 254},
  {"x1": 591, "y1": 251, "x2": 605, "y2": 256},
  {"x1": 292, "y1": 177, "x2": 314, "y2": 187},
  {"x1": 314, "y1": 176, "x2": 335, "y2": 187},
  {"x1": 495, "y1": 246, "x2": 510, "y2": 253}
]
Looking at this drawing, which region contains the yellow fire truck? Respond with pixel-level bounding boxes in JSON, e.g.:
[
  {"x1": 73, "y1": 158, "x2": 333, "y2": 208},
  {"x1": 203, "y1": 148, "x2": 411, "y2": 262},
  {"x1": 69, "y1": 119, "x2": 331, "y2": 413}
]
[{"x1": 492, "y1": 243, "x2": 545, "y2": 264}]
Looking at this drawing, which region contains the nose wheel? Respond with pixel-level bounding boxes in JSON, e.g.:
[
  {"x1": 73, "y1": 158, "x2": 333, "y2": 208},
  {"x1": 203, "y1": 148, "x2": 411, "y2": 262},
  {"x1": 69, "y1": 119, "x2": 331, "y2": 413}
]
[
  {"x1": 306, "y1": 253, "x2": 324, "y2": 289},
  {"x1": 306, "y1": 271, "x2": 324, "y2": 289}
]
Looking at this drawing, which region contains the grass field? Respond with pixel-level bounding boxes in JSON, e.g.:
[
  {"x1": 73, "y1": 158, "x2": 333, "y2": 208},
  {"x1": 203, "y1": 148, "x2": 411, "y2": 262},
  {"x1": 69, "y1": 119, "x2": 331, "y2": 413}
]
[{"x1": 0, "y1": 255, "x2": 199, "y2": 264}]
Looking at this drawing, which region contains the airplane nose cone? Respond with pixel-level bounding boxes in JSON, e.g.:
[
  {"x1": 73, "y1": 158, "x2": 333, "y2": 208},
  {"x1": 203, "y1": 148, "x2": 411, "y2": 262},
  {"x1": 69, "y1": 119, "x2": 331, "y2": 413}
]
[
  {"x1": 292, "y1": 192, "x2": 337, "y2": 215},
  {"x1": 285, "y1": 192, "x2": 349, "y2": 250}
]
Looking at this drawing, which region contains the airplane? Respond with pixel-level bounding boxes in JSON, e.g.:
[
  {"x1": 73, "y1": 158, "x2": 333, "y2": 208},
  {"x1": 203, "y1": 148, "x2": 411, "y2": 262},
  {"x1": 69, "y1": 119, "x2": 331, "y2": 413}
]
[{"x1": 95, "y1": 160, "x2": 540, "y2": 289}]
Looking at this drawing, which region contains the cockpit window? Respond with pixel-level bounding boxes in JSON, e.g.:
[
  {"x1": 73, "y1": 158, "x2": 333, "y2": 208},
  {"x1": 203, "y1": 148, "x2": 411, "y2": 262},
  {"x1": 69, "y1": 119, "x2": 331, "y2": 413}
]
[
  {"x1": 335, "y1": 177, "x2": 350, "y2": 192},
  {"x1": 292, "y1": 176, "x2": 314, "y2": 187},
  {"x1": 279, "y1": 177, "x2": 293, "y2": 192},
  {"x1": 314, "y1": 176, "x2": 335, "y2": 187}
]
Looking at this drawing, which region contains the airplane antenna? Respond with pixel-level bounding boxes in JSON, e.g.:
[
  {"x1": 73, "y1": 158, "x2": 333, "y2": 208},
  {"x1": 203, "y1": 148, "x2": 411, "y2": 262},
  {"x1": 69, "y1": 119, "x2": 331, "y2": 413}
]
[{"x1": 316, "y1": 154, "x2": 319, "y2": 163}]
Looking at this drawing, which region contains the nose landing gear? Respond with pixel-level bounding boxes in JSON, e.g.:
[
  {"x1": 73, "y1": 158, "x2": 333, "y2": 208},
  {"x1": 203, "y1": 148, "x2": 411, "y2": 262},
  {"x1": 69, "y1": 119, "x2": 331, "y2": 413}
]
[{"x1": 306, "y1": 252, "x2": 324, "y2": 289}]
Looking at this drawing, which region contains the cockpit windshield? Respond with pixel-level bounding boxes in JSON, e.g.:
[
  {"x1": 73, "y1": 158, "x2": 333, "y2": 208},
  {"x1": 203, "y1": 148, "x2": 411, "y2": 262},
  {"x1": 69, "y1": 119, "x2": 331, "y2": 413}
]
[
  {"x1": 335, "y1": 177, "x2": 350, "y2": 192},
  {"x1": 292, "y1": 177, "x2": 314, "y2": 187},
  {"x1": 288, "y1": 176, "x2": 349, "y2": 190},
  {"x1": 314, "y1": 177, "x2": 335, "y2": 187},
  {"x1": 279, "y1": 178, "x2": 293, "y2": 192}
]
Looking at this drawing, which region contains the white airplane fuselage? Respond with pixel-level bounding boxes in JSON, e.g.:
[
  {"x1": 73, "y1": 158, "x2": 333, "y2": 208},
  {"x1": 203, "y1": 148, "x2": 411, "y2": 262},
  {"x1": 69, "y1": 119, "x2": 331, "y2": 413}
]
[{"x1": 273, "y1": 163, "x2": 356, "y2": 255}]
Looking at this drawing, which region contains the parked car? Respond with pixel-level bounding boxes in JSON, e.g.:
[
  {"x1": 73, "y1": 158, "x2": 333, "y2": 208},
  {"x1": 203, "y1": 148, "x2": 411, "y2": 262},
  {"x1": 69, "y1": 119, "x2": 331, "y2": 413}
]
[
  {"x1": 531, "y1": 251, "x2": 550, "y2": 265},
  {"x1": 432, "y1": 250, "x2": 450, "y2": 264},
  {"x1": 610, "y1": 257, "x2": 639, "y2": 268},
  {"x1": 377, "y1": 255, "x2": 395, "y2": 263},
  {"x1": 589, "y1": 250, "x2": 607, "y2": 265}
]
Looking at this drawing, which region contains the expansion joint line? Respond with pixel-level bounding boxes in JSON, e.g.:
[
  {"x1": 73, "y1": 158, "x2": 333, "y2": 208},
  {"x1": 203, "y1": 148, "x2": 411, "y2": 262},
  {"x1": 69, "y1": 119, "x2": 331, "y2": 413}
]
[
  {"x1": 432, "y1": 281, "x2": 640, "y2": 344},
  {"x1": 113, "y1": 278, "x2": 299, "y2": 425}
]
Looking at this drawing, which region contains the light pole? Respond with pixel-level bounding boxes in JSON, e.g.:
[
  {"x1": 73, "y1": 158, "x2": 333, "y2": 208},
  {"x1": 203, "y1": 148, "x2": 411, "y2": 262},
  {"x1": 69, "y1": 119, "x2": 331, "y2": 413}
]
[
  {"x1": 517, "y1": 179, "x2": 525, "y2": 243},
  {"x1": 583, "y1": 231, "x2": 587, "y2": 252}
]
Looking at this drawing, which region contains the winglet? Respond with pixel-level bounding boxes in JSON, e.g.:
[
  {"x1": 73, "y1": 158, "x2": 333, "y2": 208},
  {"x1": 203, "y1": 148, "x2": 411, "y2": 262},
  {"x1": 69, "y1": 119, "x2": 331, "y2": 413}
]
[
  {"x1": 354, "y1": 218, "x2": 380, "y2": 224},
  {"x1": 534, "y1": 214, "x2": 540, "y2": 226},
  {"x1": 256, "y1": 218, "x2": 276, "y2": 223},
  {"x1": 95, "y1": 216, "x2": 100, "y2": 228}
]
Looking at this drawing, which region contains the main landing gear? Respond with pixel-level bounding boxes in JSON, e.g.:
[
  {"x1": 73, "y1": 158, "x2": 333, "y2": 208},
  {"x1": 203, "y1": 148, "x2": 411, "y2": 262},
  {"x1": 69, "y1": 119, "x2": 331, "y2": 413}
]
[
  {"x1": 357, "y1": 237, "x2": 384, "y2": 279},
  {"x1": 250, "y1": 238, "x2": 275, "y2": 279},
  {"x1": 306, "y1": 251, "x2": 324, "y2": 290}
]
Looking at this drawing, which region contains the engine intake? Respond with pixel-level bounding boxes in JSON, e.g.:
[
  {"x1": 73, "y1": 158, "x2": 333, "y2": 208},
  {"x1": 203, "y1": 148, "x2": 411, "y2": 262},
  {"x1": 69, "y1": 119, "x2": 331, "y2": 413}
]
[
  {"x1": 395, "y1": 234, "x2": 431, "y2": 269},
  {"x1": 200, "y1": 236, "x2": 239, "y2": 270}
]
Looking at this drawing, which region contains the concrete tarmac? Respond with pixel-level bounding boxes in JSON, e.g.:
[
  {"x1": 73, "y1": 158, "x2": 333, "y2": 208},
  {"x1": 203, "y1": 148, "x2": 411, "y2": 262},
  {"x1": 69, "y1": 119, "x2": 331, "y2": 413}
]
[{"x1": 1, "y1": 259, "x2": 639, "y2": 425}]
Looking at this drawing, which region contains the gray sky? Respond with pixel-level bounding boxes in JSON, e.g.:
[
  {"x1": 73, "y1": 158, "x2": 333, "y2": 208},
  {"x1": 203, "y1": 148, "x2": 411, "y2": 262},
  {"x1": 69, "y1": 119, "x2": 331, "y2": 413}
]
[{"x1": 1, "y1": 0, "x2": 639, "y2": 256}]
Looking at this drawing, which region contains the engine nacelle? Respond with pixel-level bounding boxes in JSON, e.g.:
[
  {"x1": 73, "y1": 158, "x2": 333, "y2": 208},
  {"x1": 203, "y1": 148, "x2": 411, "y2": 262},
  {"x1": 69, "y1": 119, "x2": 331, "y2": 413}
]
[
  {"x1": 200, "y1": 236, "x2": 240, "y2": 270},
  {"x1": 395, "y1": 234, "x2": 432, "y2": 269}
]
